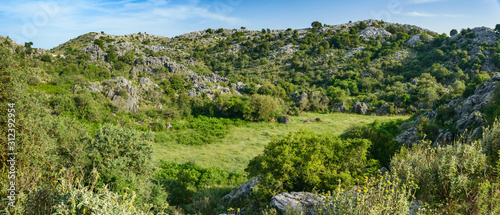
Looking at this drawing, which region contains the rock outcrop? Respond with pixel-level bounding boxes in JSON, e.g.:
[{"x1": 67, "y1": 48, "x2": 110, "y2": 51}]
[
  {"x1": 353, "y1": 101, "x2": 368, "y2": 114},
  {"x1": 279, "y1": 116, "x2": 291, "y2": 124},
  {"x1": 396, "y1": 73, "x2": 500, "y2": 145},
  {"x1": 359, "y1": 27, "x2": 391, "y2": 39},
  {"x1": 223, "y1": 177, "x2": 259, "y2": 204},
  {"x1": 270, "y1": 192, "x2": 325, "y2": 215},
  {"x1": 331, "y1": 102, "x2": 347, "y2": 113}
]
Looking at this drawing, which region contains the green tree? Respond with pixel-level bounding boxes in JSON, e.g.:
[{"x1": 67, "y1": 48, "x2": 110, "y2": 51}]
[
  {"x1": 247, "y1": 130, "x2": 376, "y2": 200},
  {"x1": 495, "y1": 24, "x2": 500, "y2": 33},
  {"x1": 450, "y1": 29, "x2": 458, "y2": 36}
]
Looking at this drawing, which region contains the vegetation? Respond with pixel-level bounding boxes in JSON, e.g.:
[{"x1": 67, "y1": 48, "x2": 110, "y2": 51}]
[{"x1": 1, "y1": 19, "x2": 500, "y2": 214}]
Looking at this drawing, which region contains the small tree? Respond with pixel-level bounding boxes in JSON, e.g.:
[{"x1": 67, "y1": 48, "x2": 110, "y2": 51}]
[
  {"x1": 450, "y1": 29, "x2": 458, "y2": 36},
  {"x1": 495, "y1": 24, "x2": 500, "y2": 33}
]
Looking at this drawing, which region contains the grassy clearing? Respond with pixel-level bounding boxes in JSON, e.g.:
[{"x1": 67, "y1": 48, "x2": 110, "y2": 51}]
[{"x1": 151, "y1": 113, "x2": 409, "y2": 172}]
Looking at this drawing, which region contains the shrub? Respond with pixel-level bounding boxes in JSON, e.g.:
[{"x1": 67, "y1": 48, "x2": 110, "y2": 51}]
[
  {"x1": 155, "y1": 161, "x2": 244, "y2": 206},
  {"x1": 308, "y1": 172, "x2": 417, "y2": 215},
  {"x1": 247, "y1": 130, "x2": 377, "y2": 201},
  {"x1": 244, "y1": 94, "x2": 279, "y2": 121},
  {"x1": 481, "y1": 119, "x2": 500, "y2": 170},
  {"x1": 173, "y1": 116, "x2": 239, "y2": 145},
  {"x1": 391, "y1": 141, "x2": 487, "y2": 213},
  {"x1": 341, "y1": 119, "x2": 403, "y2": 168},
  {"x1": 87, "y1": 124, "x2": 154, "y2": 193}
]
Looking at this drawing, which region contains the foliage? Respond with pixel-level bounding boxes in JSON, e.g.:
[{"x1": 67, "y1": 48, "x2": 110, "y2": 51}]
[
  {"x1": 310, "y1": 172, "x2": 417, "y2": 215},
  {"x1": 247, "y1": 130, "x2": 377, "y2": 201},
  {"x1": 391, "y1": 141, "x2": 487, "y2": 213},
  {"x1": 341, "y1": 119, "x2": 404, "y2": 168},
  {"x1": 155, "y1": 161, "x2": 244, "y2": 207},
  {"x1": 173, "y1": 116, "x2": 241, "y2": 145}
]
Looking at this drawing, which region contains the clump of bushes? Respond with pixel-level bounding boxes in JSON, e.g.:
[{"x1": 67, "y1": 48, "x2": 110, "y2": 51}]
[
  {"x1": 246, "y1": 130, "x2": 377, "y2": 201},
  {"x1": 173, "y1": 116, "x2": 243, "y2": 145},
  {"x1": 391, "y1": 140, "x2": 487, "y2": 213}
]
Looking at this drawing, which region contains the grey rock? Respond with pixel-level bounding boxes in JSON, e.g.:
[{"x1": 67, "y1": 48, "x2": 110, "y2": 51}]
[
  {"x1": 332, "y1": 102, "x2": 347, "y2": 113},
  {"x1": 139, "y1": 77, "x2": 153, "y2": 90},
  {"x1": 223, "y1": 177, "x2": 259, "y2": 204},
  {"x1": 279, "y1": 116, "x2": 291, "y2": 124},
  {"x1": 359, "y1": 27, "x2": 391, "y2": 39},
  {"x1": 270, "y1": 192, "x2": 325, "y2": 215},
  {"x1": 345, "y1": 47, "x2": 365, "y2": 59},
  {"x1": 407, "y1": 34, "x2": 435, "y2": 45},
  {"x1": 353, "y1": 101, "x2": 368, "y2": 114},
  {"x1": 87, "y1": 84, "x2": 102, "y2": 93},
  {"x1": 376, "y1": 103, "x2": 390, "y2": 115}
]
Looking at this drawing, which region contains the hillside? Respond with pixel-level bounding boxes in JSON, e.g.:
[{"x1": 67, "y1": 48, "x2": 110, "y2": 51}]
[{"x1": 1, "y1": 20, "x2": 500, "y2": 214}]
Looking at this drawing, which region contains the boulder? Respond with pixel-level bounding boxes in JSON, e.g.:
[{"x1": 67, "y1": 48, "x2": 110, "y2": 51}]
[
  {"x1": 223, "y1": 177, "x2": 259, "y2": 204},
  {"x1": 331, "y1": 102, "x2": 347, "y2": 113},
  {"x1": 279, "y1": 116, "x2": 291, "y2": 124},
  {"x1": 270, "y1": 192, "x2": 325, "y2": 215},
  {"x1": 353, "y1": 101, "x2": 368, "y2": 114}
]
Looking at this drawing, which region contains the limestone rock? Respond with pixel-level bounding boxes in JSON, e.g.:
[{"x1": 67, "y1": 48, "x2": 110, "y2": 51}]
[
  {"x1": 223, "y1": 177, "x2": 259, "y2": 204},
  {"x1": 359, "y1": 27, "x2": 391, "y2": 39},
  {"x1": 279, "y1": 116, "x2": 291, "y2": 124},
  {"x1": 331, "y1": 102, "x2": 347, "y2": 113},
  {"x1": 353, "y1": 101, "x2": 368, "y2": 114},
  {"x1": 270, "y1": 192, "x2": 325, "y2": 215}
]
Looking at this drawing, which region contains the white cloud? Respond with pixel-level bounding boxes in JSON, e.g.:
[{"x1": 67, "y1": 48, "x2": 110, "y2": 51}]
[
  {"x1": 0, "y1": 0, "x2": 242, "y2": 48},
  {"x1": 405, "y1": 11, "x2": 466, "y2": 18},
  {"x1": 406, "y1": 11, "x2": 438, "y2": 17},
  {"x1": 407, "y1": 0, "x2": 447, "y2": 4}
]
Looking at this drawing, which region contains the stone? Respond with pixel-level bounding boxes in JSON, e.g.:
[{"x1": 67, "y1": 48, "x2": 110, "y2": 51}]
[
  {"x1": 359, "y1": 27, "x2": 391, "y2": 39},
  {"x1": 87, "y1": 84, "x2": 103, "y2": 93},
  {"x1": 166, "y1": 122, "x2": 173, "y2": 131},
  {"x1": 278, "y1": 116, "x2": 291, "y2": 124},
  {"x1": 270, "y1": 192, "x2": 325, "y2": 215},
  {"x1": 332, "y1": 102, "x2": 347, "y2": 113},
  {"x1": 353, "y1": 101, "x2": 368, "y2": 114},
  {"x1": 223, "y1": 177, "x2": 259, "y2": 204},
  {"x1": 376, "y1": 103, "x2": 390, "y2": 116}
]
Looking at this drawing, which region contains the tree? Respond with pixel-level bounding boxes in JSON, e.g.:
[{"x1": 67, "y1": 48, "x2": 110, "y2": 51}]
[
  {"x1": 495, "y1": 24, "x2": 500, "y2": 33},
  {"x1": 311, "y1": 21, "x2": 322, "y2": 29},
  {"x1": 450, "y1": 29, "x2": 458, "y2": 36},
  {"x1": 246, "y1": 130, "x2": 376, "y2": 200}
]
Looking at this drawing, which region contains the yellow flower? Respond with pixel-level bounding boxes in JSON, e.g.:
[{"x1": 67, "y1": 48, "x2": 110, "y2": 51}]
[
  {"x1": 363, "y1": 190, "x2": 367, "y2": 193},
  {"x1": 71, "y1": 200, "x2": 75, "y2": 204},
  {"x1": 391, "y1": 189, "x2": 394, "y2": 193},
  {"x1": 387, "y1": 196, "x2": 391, "y2": 200}
]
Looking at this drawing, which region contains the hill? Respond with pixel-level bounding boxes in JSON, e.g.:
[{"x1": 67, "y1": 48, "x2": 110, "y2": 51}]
[{"x1": 1, "y1": 19, "x2": 500, "y2": 214}]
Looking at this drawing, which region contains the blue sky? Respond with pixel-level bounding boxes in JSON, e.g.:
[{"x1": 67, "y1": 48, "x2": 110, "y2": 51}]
[{"x1": 1, "y1": 0, "x2": 499, "y2": 49}]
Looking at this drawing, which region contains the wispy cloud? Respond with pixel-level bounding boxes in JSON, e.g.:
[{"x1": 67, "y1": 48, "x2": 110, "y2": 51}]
[
  {"x1": 406, "y1": 11, "x2": 437, "y2": 17},
  {"x1": 405, "y1": 11, "x2": 466, "y2": 18},
  {"x1": 0, "y1": 0, "x2": 242, "y2": 48},
  {"x1": 407, "y1": 0, "x2": 447, "y2": 4}
]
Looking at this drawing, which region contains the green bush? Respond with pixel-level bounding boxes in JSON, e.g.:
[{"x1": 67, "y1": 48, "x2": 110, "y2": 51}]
[
  {"x1": 247, "y1": 130, "x2": 377, "y2": 201},
  {"x1": 244, "y1": 94, "x2": 279, "y2": 121},
  {"x1": 341, "y1": 119, "x2": 403, "y2": 168},
  {"x1": 391, "y1": 141, "x2": 487, "y2": 213},
  {"x1": 173, "y1": 116, "x2": 240, "y2": 145},
  {"x1": 304, "y1": 172, "x2": 418, "y2": 215},
  {"x1": 87, "y1": 124, "x2": 154, "y2": 194},
  {"x1": 481, "y1": 119, "x2": 500, "y2": 171},
  {"x1": 155, "y1": 161, "x2": 244, "y2": 206}
]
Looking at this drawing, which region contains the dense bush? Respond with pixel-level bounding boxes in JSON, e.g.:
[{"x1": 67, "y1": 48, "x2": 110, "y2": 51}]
[
  {"x1": 155, "y1": 161, "x2": 244, "y2": 206},
  {"x1": 246, "y1": 130, "x2": 377, "y2": 201},
  {"x1": 173, "y1": 116, "x2": 242, "y2": 145},
  {"x1": 391, "y1": 141, "x2": 487, "y2": 213},
  {"x1": 341, "y1": 119, "x2": 404, "y2": 168}
]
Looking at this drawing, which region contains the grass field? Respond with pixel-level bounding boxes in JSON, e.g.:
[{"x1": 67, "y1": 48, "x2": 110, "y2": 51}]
[{"x1": 151, "y1": 113, "x2": 409, "y2": 172}]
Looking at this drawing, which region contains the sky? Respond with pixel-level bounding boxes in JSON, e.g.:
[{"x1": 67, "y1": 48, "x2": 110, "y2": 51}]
[{"x1": 0, "y1": 0, "x2": 499, "y2": 49}]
